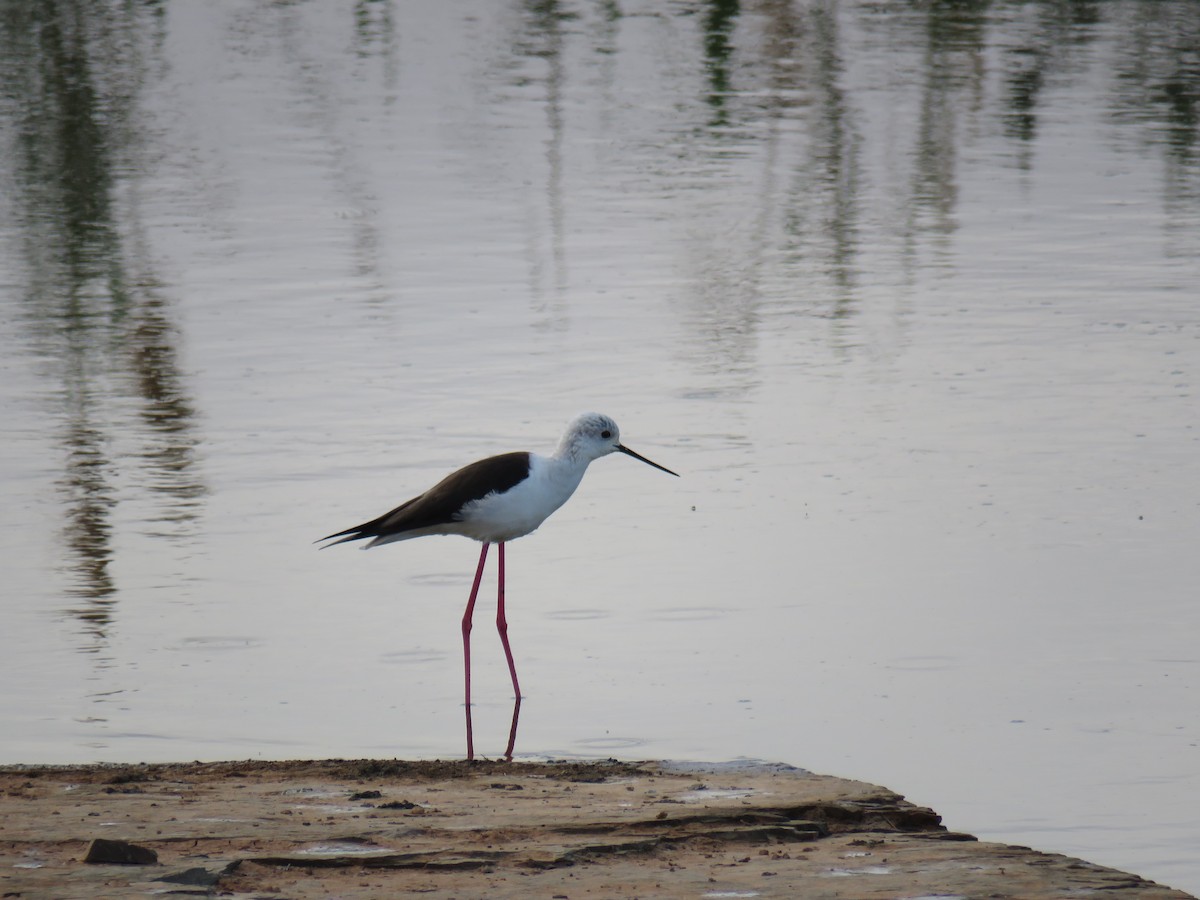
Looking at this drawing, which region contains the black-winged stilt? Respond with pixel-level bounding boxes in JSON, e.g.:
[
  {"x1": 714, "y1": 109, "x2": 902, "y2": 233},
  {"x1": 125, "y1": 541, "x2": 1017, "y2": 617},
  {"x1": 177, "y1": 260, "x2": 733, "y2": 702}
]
[{"x1": 318, "y1": 412, "x2": 678, "y2": 761}]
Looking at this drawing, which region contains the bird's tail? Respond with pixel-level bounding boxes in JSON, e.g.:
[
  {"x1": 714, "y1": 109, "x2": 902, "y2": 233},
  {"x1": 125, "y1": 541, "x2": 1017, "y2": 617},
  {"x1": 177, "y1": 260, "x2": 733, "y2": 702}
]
[
  {"x1": 315, "y1": 525, "x2": 371, "y2": 548},
  {"x1": 317, "y1": 496, "x2": 420, "y2": 548}
]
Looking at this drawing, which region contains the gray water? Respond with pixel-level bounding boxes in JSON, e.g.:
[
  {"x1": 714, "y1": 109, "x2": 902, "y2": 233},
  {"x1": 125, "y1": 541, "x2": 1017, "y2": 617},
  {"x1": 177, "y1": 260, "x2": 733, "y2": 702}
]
[{"x1": 2, "y1": 0, "x2": 1199, "y2": 893}]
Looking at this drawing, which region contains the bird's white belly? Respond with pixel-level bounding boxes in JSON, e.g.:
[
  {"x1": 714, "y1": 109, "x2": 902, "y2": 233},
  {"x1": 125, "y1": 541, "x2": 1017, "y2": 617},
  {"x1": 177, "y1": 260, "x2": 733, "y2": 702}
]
[{"x1": 457, "y1": 459, "x2": 582, "y2": 542}]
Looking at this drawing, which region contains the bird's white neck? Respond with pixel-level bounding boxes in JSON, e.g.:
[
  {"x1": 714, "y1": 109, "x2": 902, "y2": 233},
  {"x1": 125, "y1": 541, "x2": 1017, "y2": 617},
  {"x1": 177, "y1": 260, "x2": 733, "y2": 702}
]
[{"x1": 552, "y1": 433, "x2": 589, "y2": 465}]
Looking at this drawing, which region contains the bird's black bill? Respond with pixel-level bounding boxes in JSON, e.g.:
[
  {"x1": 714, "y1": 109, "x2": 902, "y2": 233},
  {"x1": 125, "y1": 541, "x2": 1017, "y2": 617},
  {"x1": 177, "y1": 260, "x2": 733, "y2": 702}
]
[{"x1": 618, "y1": 444, "x2": 679, "y2": 477}]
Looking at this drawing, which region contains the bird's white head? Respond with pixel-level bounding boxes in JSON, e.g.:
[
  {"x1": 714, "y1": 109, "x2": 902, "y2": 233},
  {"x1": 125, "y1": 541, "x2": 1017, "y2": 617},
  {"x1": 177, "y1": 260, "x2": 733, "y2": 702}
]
[
  {"x1": 556, "y1": 413, "x2": 679, "y2": 476},
  {"x1": 558, "y1": 412, "x2": 623, "y2": 462}
]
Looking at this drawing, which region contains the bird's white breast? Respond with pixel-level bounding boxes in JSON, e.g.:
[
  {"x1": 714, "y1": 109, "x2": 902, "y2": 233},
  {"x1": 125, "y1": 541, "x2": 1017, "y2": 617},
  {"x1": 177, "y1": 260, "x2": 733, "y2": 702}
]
[{"x1": 456, "y1": 453, "x2": 588, "y2": 542}]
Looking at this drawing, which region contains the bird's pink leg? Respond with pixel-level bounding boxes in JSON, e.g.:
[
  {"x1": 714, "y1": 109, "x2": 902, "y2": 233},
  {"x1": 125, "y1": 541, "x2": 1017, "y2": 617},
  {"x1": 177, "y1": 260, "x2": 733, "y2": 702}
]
[
  {"x1": 462, "y1": 542, "x2": 490, "y2": 762},
  {"x1": 496, "y1": 541, "x2": 522, "y2": 761}
]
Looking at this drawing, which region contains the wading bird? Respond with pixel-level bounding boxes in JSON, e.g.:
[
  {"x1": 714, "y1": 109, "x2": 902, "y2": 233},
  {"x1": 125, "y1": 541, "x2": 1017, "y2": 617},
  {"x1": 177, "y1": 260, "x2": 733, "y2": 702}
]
[{"x1": 319, "y1": 413, "x2": 678, "y2": 760}]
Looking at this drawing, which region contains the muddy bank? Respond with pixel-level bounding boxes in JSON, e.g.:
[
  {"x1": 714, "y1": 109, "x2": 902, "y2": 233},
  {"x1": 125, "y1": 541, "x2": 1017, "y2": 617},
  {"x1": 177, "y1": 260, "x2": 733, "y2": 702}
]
[{"x1": 0, "y1": 758, "x2": 1192, "y2": 899}]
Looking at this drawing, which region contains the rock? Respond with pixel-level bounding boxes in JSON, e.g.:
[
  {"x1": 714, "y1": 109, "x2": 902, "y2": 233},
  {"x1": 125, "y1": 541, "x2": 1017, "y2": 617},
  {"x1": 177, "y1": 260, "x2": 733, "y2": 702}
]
[
  {"x1": 83, "y1": 838, "x2": 158, "y2": 865},
  {"x1": 155, "y1": 865, "x2": 231, "y2": 886}
]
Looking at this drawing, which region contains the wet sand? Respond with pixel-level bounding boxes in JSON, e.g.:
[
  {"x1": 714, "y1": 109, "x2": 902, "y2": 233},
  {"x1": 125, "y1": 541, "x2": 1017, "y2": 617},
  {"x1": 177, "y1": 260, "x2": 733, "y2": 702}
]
[{"x1": 0, "y1": 758, "x2": 1192, "y2": 899}]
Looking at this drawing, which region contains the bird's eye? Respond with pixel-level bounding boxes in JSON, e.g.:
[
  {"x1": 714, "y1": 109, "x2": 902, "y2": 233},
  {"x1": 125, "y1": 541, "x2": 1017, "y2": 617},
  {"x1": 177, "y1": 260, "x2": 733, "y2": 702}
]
[{"x1": 601, "y1": 430, "x2": 612, "y2": 439}]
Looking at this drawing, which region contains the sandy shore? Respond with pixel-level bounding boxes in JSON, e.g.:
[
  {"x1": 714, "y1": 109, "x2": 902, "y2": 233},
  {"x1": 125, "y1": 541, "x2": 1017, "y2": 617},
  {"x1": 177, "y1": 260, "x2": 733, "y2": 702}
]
[{"x1": 0, "y1": 758, "x2": 1192, "y2": 899}]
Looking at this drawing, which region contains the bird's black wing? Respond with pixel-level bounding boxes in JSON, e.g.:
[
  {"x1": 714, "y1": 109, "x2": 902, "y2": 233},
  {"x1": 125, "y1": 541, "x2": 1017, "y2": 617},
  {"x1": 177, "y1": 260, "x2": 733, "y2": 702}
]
[{"x1": 318, "y1": 451, "x2": 532, "y2": 546}]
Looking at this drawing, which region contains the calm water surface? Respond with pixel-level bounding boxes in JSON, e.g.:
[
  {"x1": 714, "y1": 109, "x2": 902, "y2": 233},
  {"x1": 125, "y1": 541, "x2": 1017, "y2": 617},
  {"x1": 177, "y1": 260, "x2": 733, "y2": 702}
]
[{"x1": 2, "y1": 0, "x2": 1199, "y2": 893}]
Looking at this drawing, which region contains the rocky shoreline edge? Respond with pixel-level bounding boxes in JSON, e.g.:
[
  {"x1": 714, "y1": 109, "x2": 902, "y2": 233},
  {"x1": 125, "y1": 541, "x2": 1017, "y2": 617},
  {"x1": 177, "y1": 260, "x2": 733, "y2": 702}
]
[{"x1": 1, "y1": 758, "x2": 1192, "y2": 899}]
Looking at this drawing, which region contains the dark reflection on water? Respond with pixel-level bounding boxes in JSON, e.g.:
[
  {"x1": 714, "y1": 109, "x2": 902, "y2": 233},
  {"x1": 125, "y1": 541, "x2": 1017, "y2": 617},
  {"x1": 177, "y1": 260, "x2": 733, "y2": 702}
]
[
  {"x1": 516, "y1": 0, "x2": 571, "y2": 305},
  {"x1": 353, "y1": 0, "x2": 396, "y2": 60},
  {"x1": 904, "y1": 3, "x2": 982, "y2": 230},
  {"x1": 790, "y1": 3, "x2": 860, "y2": 306},
  {"x1": 998, "y1": 2, "x2": 1103, "y2": 146},
  {"x1": 0, "y1": 1, "x2": 204, "y2": 647},
  {"x1": 1108, "y1": 4, "x2": 1200, "y2": 232},
  {"x1": 60, "y1": 415, "x2": 116, "y2": 610},
  {"x1": 702, "y1": 0, "x2": 740, "y2": 127},
  {"x1": 680, "y1": 0, "x2": 867, "y2": 382}
]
